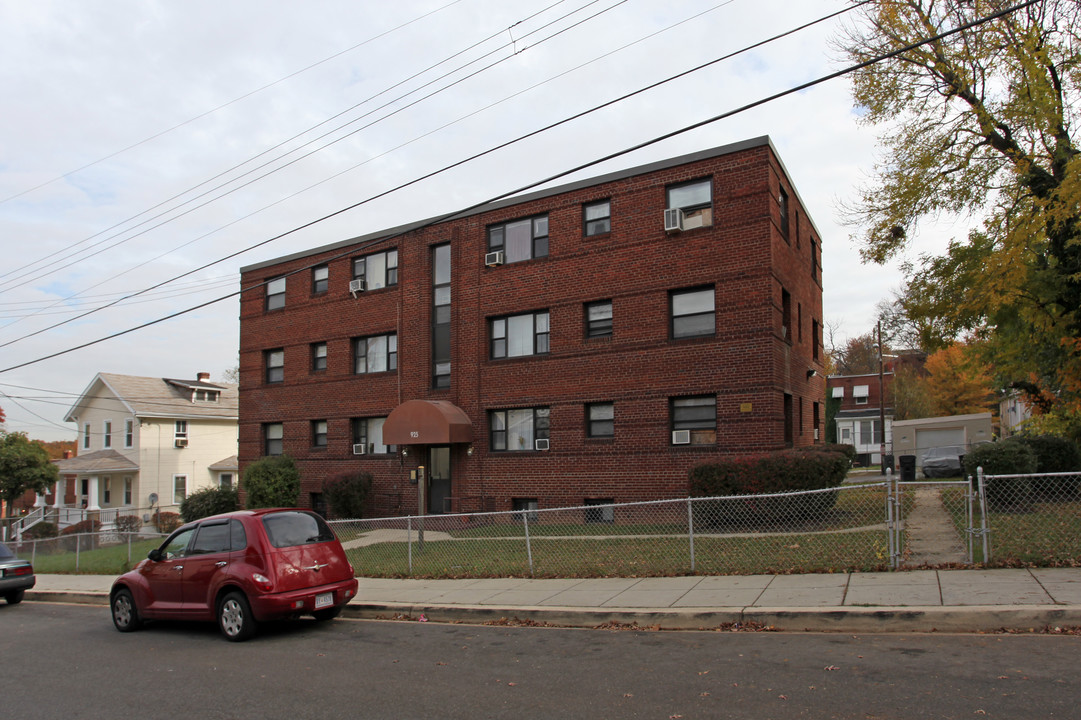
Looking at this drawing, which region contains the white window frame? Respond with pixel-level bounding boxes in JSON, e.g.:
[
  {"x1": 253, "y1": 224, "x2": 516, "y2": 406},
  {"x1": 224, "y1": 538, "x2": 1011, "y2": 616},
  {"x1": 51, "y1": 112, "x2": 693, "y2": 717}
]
[
  {"x1": 124, "y1": 419, "x2": 134, "y2": 448},
  {"x1": 173, "y1": 475, "x2": 187, "y2": 505},
  {"x1": 103, "y1": 420, "x2": 112, "y2": 449},
  {"x1": 83, "y1": 423, "x2": 91, "y2": 450}
]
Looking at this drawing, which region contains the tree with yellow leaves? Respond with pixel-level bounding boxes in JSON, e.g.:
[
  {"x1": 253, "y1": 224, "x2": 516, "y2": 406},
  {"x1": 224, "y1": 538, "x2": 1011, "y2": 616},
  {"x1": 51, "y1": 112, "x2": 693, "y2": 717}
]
[{"x1": 838, "y1": 0, "x2": 1081, "y2": 440}]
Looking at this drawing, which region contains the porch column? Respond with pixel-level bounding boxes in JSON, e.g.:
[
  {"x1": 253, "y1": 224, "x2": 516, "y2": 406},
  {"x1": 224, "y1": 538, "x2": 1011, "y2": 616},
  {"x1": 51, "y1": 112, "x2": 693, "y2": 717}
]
[
  {"x1": 52, "y1": 480, "x2": 65, "y2": 508},
  {"x1": 86, "y1": 475, "x2": 101, "y2": 510},
  {"x1": 34, "y1": 492, "x2": 47, "y2": 507}
]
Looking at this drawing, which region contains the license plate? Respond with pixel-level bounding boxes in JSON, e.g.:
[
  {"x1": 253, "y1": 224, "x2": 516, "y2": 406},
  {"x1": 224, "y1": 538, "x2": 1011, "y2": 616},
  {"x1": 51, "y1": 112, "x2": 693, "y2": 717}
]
[{"x1": 314, "y1": 592, "x2": 334, "y2": 609}]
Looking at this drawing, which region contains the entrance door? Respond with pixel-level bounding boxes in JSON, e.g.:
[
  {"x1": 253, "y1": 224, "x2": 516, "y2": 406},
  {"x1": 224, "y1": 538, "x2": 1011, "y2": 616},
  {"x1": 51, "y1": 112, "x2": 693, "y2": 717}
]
[{"x1": 428, "y1": 446, "x2": 451, "y2": 515}]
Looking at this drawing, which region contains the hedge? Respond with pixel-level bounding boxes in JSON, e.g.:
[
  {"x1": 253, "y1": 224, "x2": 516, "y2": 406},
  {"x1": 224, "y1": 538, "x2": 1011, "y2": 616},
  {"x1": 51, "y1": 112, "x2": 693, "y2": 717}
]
[
  {"x1": 688, "y1": 449, "x2": 849, "y2": 529},
  {"x1": 964, "y1": 441, "x2": 1038, "y2": 510}
]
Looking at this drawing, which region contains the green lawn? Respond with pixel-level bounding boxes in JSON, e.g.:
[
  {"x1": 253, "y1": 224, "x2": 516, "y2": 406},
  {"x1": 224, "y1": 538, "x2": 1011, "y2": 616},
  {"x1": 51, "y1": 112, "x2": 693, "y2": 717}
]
[{"x1": 29, "y1": 538, "x2": 161, "y2": 575}]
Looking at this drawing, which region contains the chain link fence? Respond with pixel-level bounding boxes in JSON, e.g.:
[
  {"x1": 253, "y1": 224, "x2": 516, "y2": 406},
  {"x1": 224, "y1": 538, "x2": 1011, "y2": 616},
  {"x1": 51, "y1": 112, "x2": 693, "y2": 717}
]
[
  {"x1": 9, "y1": 531, "x2": 168, "y2": 573},
  {"x1": 977, "y1": 470, "x2": 1081, "y2": 566},
  {"x1": 330, "y1": 483, "x2": 894, "y2": 578}
]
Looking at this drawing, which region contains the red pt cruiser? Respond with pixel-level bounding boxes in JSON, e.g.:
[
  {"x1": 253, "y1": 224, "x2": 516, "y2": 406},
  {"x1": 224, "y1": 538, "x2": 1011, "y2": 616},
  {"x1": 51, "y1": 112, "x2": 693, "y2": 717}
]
[{"x1": 111, "y1": 508, "x2": 358, "y2": 641}]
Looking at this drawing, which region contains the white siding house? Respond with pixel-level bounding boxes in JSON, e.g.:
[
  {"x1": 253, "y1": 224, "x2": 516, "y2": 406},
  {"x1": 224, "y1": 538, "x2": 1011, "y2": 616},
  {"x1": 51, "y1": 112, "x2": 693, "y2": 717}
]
[{"x1": 43, "y1": 372, "x2": 238, "y2": 529}]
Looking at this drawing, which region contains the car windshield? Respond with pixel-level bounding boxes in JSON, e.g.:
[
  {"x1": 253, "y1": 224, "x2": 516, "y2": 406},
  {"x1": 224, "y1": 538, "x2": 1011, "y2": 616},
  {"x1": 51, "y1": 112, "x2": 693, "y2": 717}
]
[
  {"x1": 262, "y1": 511, "x2": 335, "y2": 549},
  {"x1": 0, "y1": 543, "x2": 14, "y2": 560}
]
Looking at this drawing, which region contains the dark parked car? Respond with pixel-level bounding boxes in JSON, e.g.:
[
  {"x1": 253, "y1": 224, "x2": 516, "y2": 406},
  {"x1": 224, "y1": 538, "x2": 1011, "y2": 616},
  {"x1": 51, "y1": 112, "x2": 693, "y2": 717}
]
[
  {"x1": 0, "y1": 541, "x2": 35, "y2": 604},
  {"x1": 110, "y1": 509, "x2": 358, "y2": 641},
  {"x1": 921, "y1": 445, "x2": 966, "y2": 478}
]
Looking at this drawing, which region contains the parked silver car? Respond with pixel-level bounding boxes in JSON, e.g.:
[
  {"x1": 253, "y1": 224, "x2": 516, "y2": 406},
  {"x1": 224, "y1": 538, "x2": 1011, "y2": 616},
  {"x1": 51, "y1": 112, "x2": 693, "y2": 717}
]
[{"x1": 0, "y1": 542, "x2": 35, "y2": 604}]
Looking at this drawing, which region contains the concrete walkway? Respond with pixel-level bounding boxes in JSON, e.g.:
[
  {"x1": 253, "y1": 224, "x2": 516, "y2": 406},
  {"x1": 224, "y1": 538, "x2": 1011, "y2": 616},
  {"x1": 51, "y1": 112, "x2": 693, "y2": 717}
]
[{"x1": 28, "y1": 568, "x2": 1081, "y2": 633}]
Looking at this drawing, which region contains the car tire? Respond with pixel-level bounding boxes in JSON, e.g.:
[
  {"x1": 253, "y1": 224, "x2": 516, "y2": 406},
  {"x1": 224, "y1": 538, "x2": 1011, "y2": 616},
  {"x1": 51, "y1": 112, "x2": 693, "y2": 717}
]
[
  {"x1": 5, "y1": 589, "x2": 25, "y2": 605},
  {"x1": 313, "y1": 606, "x2": 342, "y2": 622},
  {"x1": 218, "y1": 591, "x2": 257, "y2": 642},
  {"x1": 111, "y1": 588, "x2": 141, "y2": 632}
]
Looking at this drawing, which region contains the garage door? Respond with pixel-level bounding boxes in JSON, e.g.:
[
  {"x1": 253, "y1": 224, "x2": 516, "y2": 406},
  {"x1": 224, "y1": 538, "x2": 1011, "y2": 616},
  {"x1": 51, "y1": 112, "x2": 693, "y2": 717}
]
[{"x1": 915, "y1": 428, "x2": 965, "y2": 456}]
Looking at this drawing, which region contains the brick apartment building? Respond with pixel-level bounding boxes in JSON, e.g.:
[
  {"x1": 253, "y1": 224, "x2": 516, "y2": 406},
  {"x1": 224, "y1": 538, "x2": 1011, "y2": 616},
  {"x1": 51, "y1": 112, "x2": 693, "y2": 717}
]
[{"x1": 238, "y1": 136, "x2": 825, "y2": 518}]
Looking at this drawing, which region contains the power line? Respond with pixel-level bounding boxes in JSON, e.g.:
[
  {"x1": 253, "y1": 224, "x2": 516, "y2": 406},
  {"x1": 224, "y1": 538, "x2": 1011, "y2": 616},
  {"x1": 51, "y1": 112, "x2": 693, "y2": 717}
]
[
  {"x1": 0, "y1": 0, "x2": 466, "y2": 208},
  {"x1": 0, "y1": 0, "x2": 832, "y2": 350},
  {"x1": 0, "y1": 0, "x2": 1037, "y2": 376},
  {"x1": 0, "y1": 0, "x2": 587, "y2": 299}
]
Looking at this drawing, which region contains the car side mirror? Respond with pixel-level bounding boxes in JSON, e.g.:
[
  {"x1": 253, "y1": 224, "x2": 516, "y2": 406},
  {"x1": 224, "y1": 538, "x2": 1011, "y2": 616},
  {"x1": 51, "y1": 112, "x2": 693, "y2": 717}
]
[{"x1": 148, "y1": 548, "x2": 163, "y2": 562}]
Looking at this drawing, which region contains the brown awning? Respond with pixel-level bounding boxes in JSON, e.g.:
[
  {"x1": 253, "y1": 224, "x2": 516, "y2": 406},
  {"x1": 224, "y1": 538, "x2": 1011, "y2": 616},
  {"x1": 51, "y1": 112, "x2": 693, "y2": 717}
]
[{"x1": 382, "y1": 400, "x2": 473, "y2": 445}]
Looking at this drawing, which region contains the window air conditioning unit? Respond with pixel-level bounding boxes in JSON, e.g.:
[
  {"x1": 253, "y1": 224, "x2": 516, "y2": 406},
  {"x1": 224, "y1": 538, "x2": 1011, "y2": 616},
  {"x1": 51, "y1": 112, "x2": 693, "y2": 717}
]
[
  {"x1": 671, "y1": 430, "x2": 691, "y2": 445},
  {"x1": 174, "y1": 438, "x2": 188, "y2": 448},
  {"x1": 534, "y1": 438, "x2": 550, "y2": 451},
  {"x1": 484, "y1": 251, "x2": 504, "y2": 267},
  {"x1": 348, "y1": 279, "x2": 366, "y2": 297},
  {"x1": 664, "y1": 208, "x2": 684, "y2": 232},
  {"x1": 352, "y1": 444, "x2": 367, "y2": 455},
  {"x1": 814, "y1": 428, "x2": 820, "y2": 440}
]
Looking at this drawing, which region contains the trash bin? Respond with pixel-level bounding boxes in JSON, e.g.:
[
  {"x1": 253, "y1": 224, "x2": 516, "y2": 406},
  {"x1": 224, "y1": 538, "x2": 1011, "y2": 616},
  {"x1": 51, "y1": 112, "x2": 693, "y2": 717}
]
[{"x1": 899, "y1": 455, "x2": 916, "y2": 482}]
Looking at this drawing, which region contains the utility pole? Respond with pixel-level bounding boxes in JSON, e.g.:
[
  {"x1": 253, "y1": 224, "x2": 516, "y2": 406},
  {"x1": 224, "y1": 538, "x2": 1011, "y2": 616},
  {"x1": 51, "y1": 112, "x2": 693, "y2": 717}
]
[{"x1": 877, "y1": 320, "x2": 887, "y2": 470}]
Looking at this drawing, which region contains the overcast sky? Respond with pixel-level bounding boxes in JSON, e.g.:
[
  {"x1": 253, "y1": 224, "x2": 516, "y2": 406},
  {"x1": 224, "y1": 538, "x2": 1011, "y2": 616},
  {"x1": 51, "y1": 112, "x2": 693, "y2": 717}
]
[{"x1": 0, "y1": 0, "x2": 964, "y2": 441}]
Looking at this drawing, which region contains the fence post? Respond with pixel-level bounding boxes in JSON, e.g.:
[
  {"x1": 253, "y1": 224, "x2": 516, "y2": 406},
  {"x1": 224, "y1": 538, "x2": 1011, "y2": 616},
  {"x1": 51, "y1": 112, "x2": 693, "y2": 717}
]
[
  {"x1": 686, "y1": 497, "x2": 696, "y2": 573},
  {"x1": 884, "y1": 469, "x2": 896, "y2": 570},
  {"x1": 977, "y1": 467, "x2": 991, "y2": 563},
  {"x1": 407, "y1": 516, "x2": 413, "y2": 575},
  {"x1": 76, "y1": 533, "x2": 81, "y2": 571},
  {"x1": 523, "y1": 512, "x2": 534, "y2": 577},
  {"x1": 964, "y1": 473, "x2": 974, "y2": 564}
]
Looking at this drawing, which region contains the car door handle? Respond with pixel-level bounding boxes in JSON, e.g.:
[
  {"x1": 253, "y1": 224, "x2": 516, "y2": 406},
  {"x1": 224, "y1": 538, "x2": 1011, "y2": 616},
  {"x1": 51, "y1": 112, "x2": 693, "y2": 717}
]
[
  {"x1": 173, "y1": 565, "x2": 184, "y2": 572},
  {"x1": 216, "y1": 561, "x2": 228, "y2": 567}
]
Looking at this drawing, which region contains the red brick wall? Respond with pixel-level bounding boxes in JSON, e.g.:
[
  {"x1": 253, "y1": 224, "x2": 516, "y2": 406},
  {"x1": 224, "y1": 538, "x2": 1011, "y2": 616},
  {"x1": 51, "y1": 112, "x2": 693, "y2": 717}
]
[{"x1": 239, "y1": 140, "x2": 825, "y2": 515}]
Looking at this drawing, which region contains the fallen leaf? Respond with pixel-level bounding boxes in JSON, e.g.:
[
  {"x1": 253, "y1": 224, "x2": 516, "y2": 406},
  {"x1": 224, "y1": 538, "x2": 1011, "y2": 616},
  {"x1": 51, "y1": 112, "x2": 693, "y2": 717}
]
[{"x1": 824, "y1": 666, "x2": 840, "y2": 671}]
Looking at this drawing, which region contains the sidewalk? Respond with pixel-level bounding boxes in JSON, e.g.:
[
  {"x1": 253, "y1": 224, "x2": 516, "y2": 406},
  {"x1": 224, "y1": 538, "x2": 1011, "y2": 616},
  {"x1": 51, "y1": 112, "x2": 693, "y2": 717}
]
[{"x1": 28, "y1": 568, "x2": 1081, "y2": 632}]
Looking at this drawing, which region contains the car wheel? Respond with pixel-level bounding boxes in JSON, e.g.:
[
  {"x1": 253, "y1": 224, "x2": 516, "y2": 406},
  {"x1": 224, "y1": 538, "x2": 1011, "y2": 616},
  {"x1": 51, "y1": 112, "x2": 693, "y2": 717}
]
[
  {"x1": 111, "y1": 588, "x2": 141, "y2": 632},
  {"x1": 218, "y1": 591, "x2": 257, "y2": 642},
  {"x1": 5, "y1": 589, "x2": 25, "y2": 605},
  {"x1": 313, "y1": 606, "x2": 342, "y2": 622}
]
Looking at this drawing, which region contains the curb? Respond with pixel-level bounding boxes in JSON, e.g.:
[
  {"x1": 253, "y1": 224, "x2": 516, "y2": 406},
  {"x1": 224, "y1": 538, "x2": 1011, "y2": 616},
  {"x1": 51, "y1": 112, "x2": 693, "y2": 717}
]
[{"x1": 27, "y1": 591, "x2": 1081, "y2": 633}]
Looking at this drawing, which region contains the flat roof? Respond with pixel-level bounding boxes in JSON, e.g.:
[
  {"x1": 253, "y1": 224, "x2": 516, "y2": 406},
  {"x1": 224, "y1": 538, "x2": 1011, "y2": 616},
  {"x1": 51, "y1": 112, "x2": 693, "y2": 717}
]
[{"x1": 241, "y1": 135, "x2": 818, "y2": 274}]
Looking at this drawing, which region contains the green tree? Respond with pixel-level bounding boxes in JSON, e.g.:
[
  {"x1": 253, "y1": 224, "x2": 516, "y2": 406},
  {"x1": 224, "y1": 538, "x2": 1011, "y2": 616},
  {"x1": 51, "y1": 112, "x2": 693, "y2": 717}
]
[
  {"x1": 838, "y1": 0, "x2": 1081, "y2": 434},
  {"x1": 0, "y1": 431, "x2": 59, "y2": 518},
  {"x1": 891, "y1": 364, "x2": 934, "y2": 420},
  {"x1": 242, "y1": 455, "x2": 300, "y2": 509}
]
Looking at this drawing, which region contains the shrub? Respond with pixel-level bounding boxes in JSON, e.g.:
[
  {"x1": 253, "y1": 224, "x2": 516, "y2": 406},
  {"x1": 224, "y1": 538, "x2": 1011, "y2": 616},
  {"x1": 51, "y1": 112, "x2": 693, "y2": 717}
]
[
  {"x1": 797, "y1": 442, "x2": 857, "y2": 465},
  {"x1": 115, "y1": 515, "x2": 142, "y2": 534},
  {"x1": 23, "y1": 522, "x2": 58, "y2": 539},
  {"x1": 180, "y1": 485, "x2": 239, "y2": 522},
  {"x1": 154, "y1": 511, "x2": 182, "y2": 534},
  {"x1": 1011, "y1": 435, "x2": 1081, "y2": 499},
  {"x1": 59, "y1": 518, "x2": 102, "y2": 551},
  {"x1": 60, "y1": 518, "x2": 102, "y2": 536},
  {"x1": 242, "y1": 455, "x2": 301, "y2": 508},
  {"x1": 323, "y1": 471, "x2": 373, "y2": 519},
  {"x1": 964, "y1": 441, "x2": 1039, "y2": 510},
  {"x1": 689, "y1": 450, "x2": 848, "y2": 528}
]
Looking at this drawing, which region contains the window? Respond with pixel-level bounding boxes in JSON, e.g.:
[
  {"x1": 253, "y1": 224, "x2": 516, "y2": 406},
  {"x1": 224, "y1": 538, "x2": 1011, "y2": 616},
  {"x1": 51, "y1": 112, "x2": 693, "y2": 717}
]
[
  {"x1": 312, "y1": 264, "x2": 329, "y2": 294},
  {"x1": 512, "y1": 498, "x2": 539, "y2": 522},
  {"x1": 352, "y1": 249, "x2": 398, "y2": 290},
  {"x1": 671, "y1": 396, "x2": 716, "y2": 446},
  {"x1": 666, "y1": 178, "x2": 712, "y2": 229},
  {"x1": 488, "y1": 215, "x2": 548, "y2": 264},
  {"x1": 173, "y1": 475, "x2": 187, "y2": 505},
  {"x1": 784, "y1": 393, "x2": 794, "y2": 448},
  {"x1": 490, "y1": 311, "x2": 549, "y2": 359},
  {"x1": 174, "y1": 421, "x2": 188, "y2": 443},
  {"x1": 798, "y1": 303, "x2": 803, "y2": 343},
  {"x1": 854, "y1": 385, "x2": 870, "y2": 405},
  {"x1": 266, "y1": 276, "x2": 286, "y2": 311},
  {"x1": 352, "y1": 417, "x2": 396, "y2": 455},
  {"x1": 778, "y1": 186, "x2": 790, "y2": 240},
  {"x1": 124, "y1": 476, "x2": 132, "y2": 505},
  {"x1": 831, "y1": 387, "x2": 845, "y2": 398},
  {"x1": 265, "y1": 348, "x2": 284, "y2": 383},
  {"x1": 103, "y1": 421, "x2": 112, "y2": 449},
  {"x1": 193, "y1": 389, "x2": 219, "y2": 402},
  {"x1": 584, "y1": 498, "x2": 614, "y2": 524},
  {"x1": 583, "y1": 200, "x2": 610, "y2": 236},
  {"x1": 841, "y1": 427, "x2": 851, "y2": 442},
  {"x1": 311, "y1": 342, "x2": 327, "y2": 372},
  {"x1": 219, "y1": 473, "x2": 234, "y2": 490},
  {"x1": 670, "y1": 286, "x2": 715, "y2": 339},
  {"x1": 83, "y1": 423, "x2": 90, "y2": 450},
  {"x1": 811, "y1": 239, "x2": 819, "y2": 282},
  {"x1": 191, "y1": 522, "x2": 231, "y2": 555},
  {"x1": 104, "y1": 478, "x2": 112, "y2": 504},
  {"x1": 311, "y1": 420, "x2": 328, "y2": 448},
  {"x1": 781, "y1": 288, "x2": 792, "y2": 342},
  {"x1": 585, "y1": 300, "x2": 612, "y2": 338},
  {"x1": 586, "y1": 403, "x2": 614, "y2": 438},
  {"x1": 353, "y1": 334, "x2": 397, "y2": 373},
  {"x1": 860, "y1": 419, "x2": 883, "y2": 445},
  {"x1": 432, "y1": 243, "x2": 451, "y2": 389},
  {"x1": 813, "y1": 319, "x2": 820, "y2": 361},
  {"x1": 490, "y1": 407, "x2": 550, "y2": 451},
  {"x1": 264, "y1": 423, "x2": 283, "y2": 456}
]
